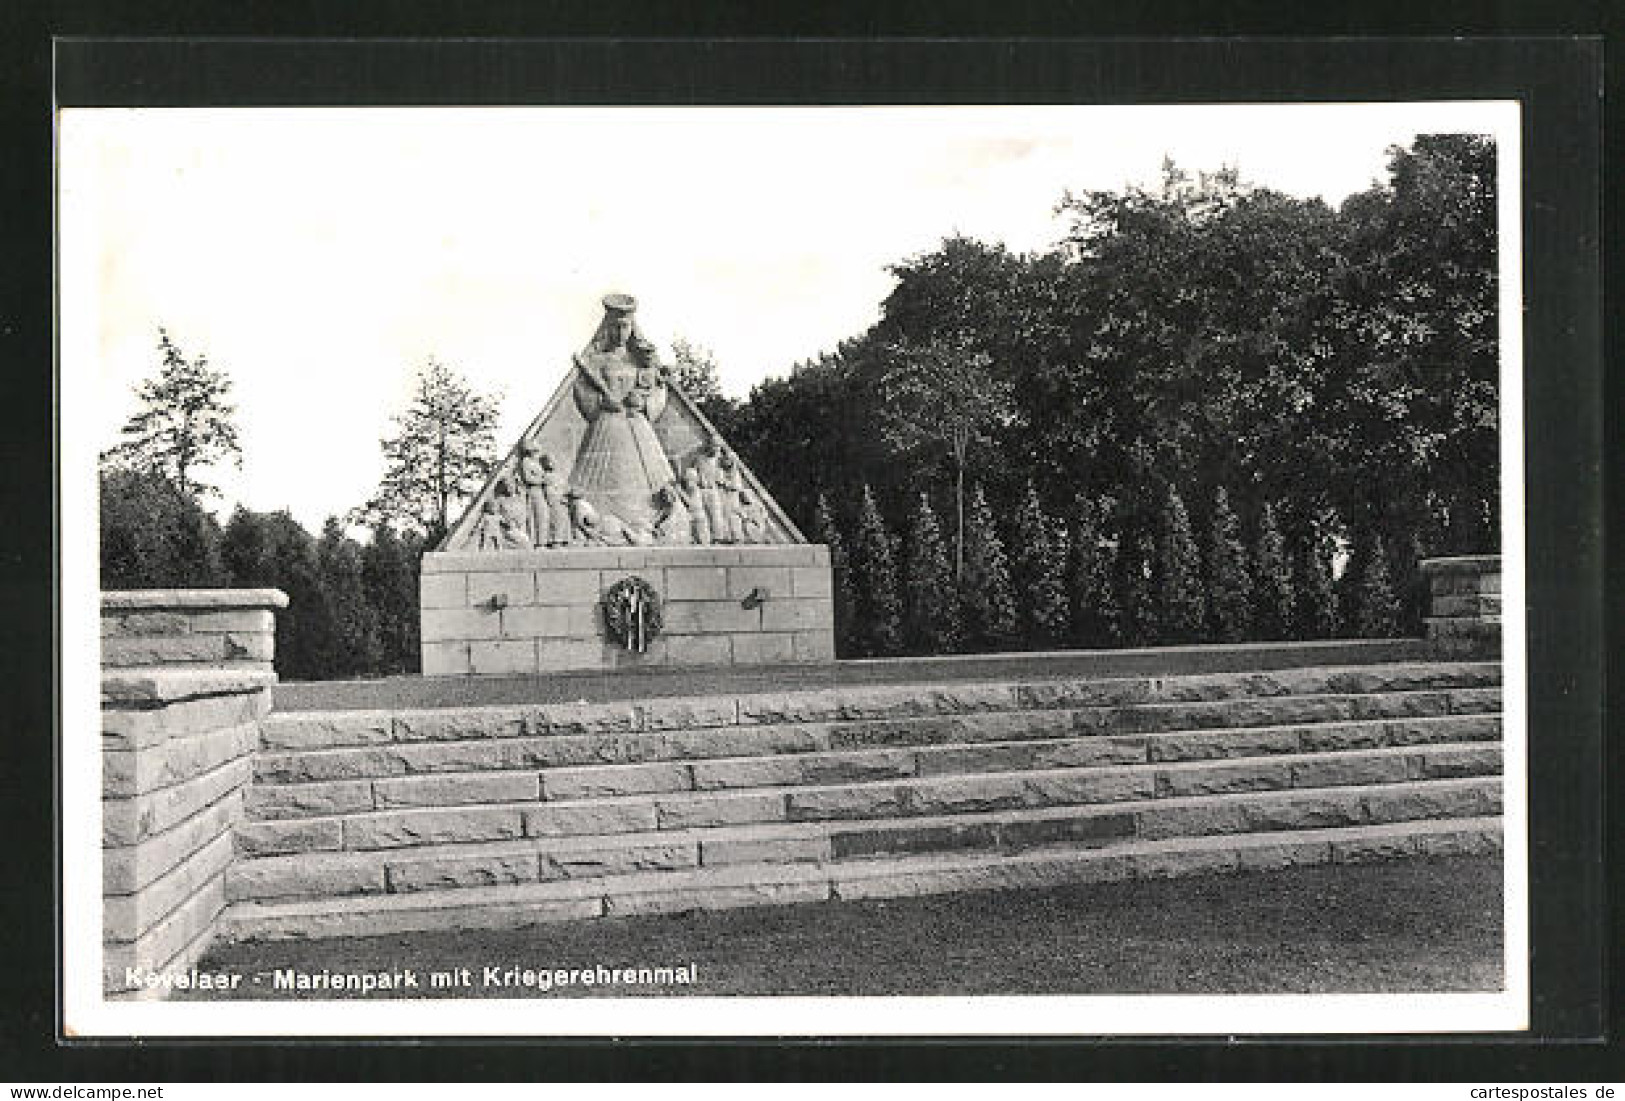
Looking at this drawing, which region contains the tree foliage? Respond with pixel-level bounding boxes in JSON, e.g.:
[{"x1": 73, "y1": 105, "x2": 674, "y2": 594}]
[
  {"x1": 1065, "y1": 496, "x2": 1118, "y2": 648},
  {"x1": 668, "y1": 337, "x2": 740, "y2": 438},
  {"x1": 1204, "y1": 487, "x2": 1252, "y2": 642},
  {"x1": 901, "y1": 492, "x2": 962, "y2": 654},
  {"x1": 1009, "y1": 483, "x2": 1069, "y2": 647},
  {"x1": 99, "y1": 469, "x2": 227, "y2": 589},
  {"x1": 104, "y1": 328, "x2": 241, "y2": 499},
  {"x1": 354, "y1": 359, "x2": 502, "y2": 543},
  {"x1": 958, "y1": 483, "x2": 1018, "y2": 649},
  {"x1": 1153, "y1": 484, "x2": 1205, "y2": 644},
  {"x1": 1250, "y1": 502, "x2": 1295, "y2": 640},
  {"x1": 849, "y1": 485, "x2": 903, "y2": 657},
  {"x1": 810, "y1": 491, "x2": 857, "y2": 658},
  {"x1": 873, "y1": 331, "x2": 1014, "y2": 579}
]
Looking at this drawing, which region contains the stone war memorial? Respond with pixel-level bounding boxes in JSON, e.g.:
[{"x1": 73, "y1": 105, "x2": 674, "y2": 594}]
[{"x1": 420, "y1": 293, "x2": 834, "y2": 677}]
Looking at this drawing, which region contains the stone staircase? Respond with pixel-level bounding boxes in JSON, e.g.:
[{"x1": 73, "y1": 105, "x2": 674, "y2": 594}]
[{"x1": 217, "y1": 660, "x2": 1504, "y2": 942}]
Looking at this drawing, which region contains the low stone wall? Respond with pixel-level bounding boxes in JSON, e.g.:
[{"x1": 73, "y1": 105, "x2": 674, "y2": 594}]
[
  {"x1": 1421, "y1": 555, "x2": 1501, "y2": 658},
  {"x1": 101, "y1": 589, "x2": 286, "y2": 999},
  {"x1": 420, "y1": 545, "x2": 835, "y2": 675}
]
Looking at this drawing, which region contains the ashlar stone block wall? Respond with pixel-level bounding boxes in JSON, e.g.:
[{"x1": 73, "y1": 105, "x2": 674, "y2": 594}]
[
  {"x1": 420, "y1": 545, "x2": 835, "y2": 676},
  {"x1": 101, "y1": 589, "x2": 286, "y2": 998},
  {"x1": 1420, "y1": 555, "x2": 1501, "y2": 658}
]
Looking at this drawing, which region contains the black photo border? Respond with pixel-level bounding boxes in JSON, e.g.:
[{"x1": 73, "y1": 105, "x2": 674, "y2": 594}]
[{"x1": 2, "y1": 22, "x2": 1611, "y2": 1082}]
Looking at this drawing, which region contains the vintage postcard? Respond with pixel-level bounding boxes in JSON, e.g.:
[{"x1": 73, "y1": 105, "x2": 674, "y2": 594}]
[{"x1": 60, "y1": 95, "x2": 1529, "y2": 1038}]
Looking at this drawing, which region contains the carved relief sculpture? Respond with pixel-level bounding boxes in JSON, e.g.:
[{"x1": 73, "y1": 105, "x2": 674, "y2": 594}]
[
  {"x1": 493, "y1": 477, "x2": 532, "y2": 549},
  {"x1": 652, "y1": 483, "x2": 693, "y2": 545},
  {"x1": 440, "y1": 292, "x2": 805, "y2": 554},
  {"x1": 678, "y1": 466, "x2": 712, "y2": 545},
  {"x1": 693, "y1": 436, "x2": 732, "y2": 543}
]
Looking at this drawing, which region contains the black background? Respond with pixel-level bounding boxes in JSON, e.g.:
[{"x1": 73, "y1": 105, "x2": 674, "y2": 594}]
[{"x1": 2, "y1": 7, "x2": 1614, "y2": 1082}]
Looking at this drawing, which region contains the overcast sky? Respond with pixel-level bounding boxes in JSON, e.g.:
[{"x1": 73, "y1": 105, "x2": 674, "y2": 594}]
[{"x1": 60, "y1": 103, "x2": 1509, "y2": 532}]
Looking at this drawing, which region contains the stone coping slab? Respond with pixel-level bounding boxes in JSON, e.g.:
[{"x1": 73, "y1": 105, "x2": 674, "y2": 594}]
[
  {"x1": 1418, "y1": 556, "x2": 1502, "y2": 575},
  {"x1": 104, "y1": 665, "x2": 279, "y2": 706},
  {"x1": 277, "y1": 638, "x2": 1437, "y2": 713},
  {"x1": 102, "y1": 589, "x2": 290, "y2": 611},
  {"x1": 423, "y1": 545, "x2": 828, "y2": 573}
]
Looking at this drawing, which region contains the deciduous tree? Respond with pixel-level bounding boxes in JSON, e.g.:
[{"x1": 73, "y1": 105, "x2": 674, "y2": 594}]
[
  {"x1": 354, "y1": 359, "x2": 501, "y2": 543},
  {"x1": 104, "y1": 328, "x2": 241, "y2": 500}
]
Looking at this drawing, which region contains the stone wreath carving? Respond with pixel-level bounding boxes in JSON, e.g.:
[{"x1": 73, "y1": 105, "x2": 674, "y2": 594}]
[{"x1": 602, "y1": 575, "x2": 663, "y2": 654}]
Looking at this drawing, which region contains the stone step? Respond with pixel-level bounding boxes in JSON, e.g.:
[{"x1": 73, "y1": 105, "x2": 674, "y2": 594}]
[
  {"x1": 258, "y1": 661, "x2": 1503, "y2": 751},
  {"x1": 226, "y1": 770, "x2": 1503, "y2": 903},
  {"x1": 233, "y1": 742, "x2": 1502, "y2": 860},
  {"x1": 217, "y1": 814, "x2": 1503, "y2": 941},
  {"x1": 244, "y1": 712, "x2": 1503, "y2": 821},
  {"x1": 251, "y1": 685, "x2": 1503, "y2": 785}
]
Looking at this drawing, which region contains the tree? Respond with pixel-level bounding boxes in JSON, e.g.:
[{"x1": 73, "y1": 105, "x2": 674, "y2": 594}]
[
  {"x1": 315, "y1": 518, "x2": 381, "y2": 677},
  {"x1": 250, "y1": 511, "x2": 329, "y2": 681},
  {"x1": 1153, "y1": 484, "x2": 1205, "y2": 644},
  {"x1": 1065, "y1": 496, "x2": 1119, "y2": 648},
  {"x1": 668, "y1": 337, "x2": 739, "y2": 436},
  {"x1": 362, "y1": 523, "x2": 421, "y2": 674},
  {"x1": 1116, "y1": 531, "x2": 1159, "y2": 647},
  {"x1": 959, "y1": 483, "x2": 1018, "y2": 650},
  {"x1": 1349, "y1": 532, "x2": 1402, "y2": 639},
  {"x1": 901, "y1": 492, "x2": 963, "y2": 654},
  {"x1": 99, "y1": 469, "x2": 227, "y2": 589},
  {"x1": 222, "y1": 505, "x2": 274, "y2": 588},
  {"x1": 1010, "y1": 483, "x2": 1069, "y2": 647},
  {"x1": 1204, "y1": 486, "x2": 1252, "y2": 642},
  {"x1": 810, "y1": 492, "x2": 857, "y2": 658},
  {"x1": 873, "y1": 332, "x2": 1015, "y2": 582},
  {"x1": 1294, "y1": 512, "x2": 1342, "y2": 640},
  {"x1": 1251, "y1": 503, "x2": 1295, "y2": 640},
  {"x1": 354, "y1": 359, "x2": 501, "y2": 543},
  {"x1": 849, "y1": 485, "x2": 902, "y2": 657},
  {"x1": 104, "y1": 328, "x2": 241, "y2": 499}
]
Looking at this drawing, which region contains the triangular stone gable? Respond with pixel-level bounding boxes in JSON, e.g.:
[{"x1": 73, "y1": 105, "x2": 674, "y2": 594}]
[{"x1": 439, "y1": 297, "x2": 804, "y2": 552}]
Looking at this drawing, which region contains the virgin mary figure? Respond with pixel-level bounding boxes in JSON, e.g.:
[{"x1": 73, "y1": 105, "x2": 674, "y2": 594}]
[{"x1": 567, "y1": 294, "x2": 679, "y2": 530}]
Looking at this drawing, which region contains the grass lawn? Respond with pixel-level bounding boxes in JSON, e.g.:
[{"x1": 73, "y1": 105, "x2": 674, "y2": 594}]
[{"x1": 183, "y1": 854, "x2": 1503, "y2": 999}]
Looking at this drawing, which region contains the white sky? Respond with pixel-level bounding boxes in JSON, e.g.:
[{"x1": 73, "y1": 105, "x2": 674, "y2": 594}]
[{"x1": 60, "y1": 104, "x2": 1504, "y2": 532}]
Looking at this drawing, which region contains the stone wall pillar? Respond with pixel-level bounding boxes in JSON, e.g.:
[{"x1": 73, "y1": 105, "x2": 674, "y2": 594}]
[
  {"x1": 100, "y1": 589, "x2": 286, "y2": 999},
  {"x1": 1419, "y1": 555, "x2": 1501, "y2": 657}
]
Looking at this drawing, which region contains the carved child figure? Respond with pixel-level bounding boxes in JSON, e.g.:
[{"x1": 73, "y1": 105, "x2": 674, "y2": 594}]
[
  {"x1": 678, "y1": 466, "x2": 711, "y2": 544},
  {"x1": 517, "y1": 444, "x2": 571, "y2": 547},
  {"x1": 692, "y1": 436, "x2": 733, "y2": 543},
  {"x1": 652, "y1": 483, "x2": 693, "y2": 545},
  {"x1": 717, "y1": 447, "x2": 746, "y2": 543},
  {"x1": 493, "y1": 477, "x2": 532, "y2": 549},
  {"x1": 475, "y1": 500, "x2": 506, "y2": 551}
]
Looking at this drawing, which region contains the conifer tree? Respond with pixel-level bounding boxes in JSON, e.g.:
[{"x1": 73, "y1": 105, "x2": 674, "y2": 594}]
[
  {"x1": 1294, "y1": 514, "x2": 1342, "y2": 640},
  {"x1": 849, "y1": 485, "x2": 902, "y2": 657},
  {"x1": 316, "y1": 518, "x2": 381, "y2": 677},
  {"x1": 1251, "y1": 502, "x2": 1295, "y2": 640},
  {"x1": 1116, "y1": 528, "x2": 1159, "y2": 647},
  {"x1": 1010, "y1": 482, "x2": 1068, "y2": 647},
  {"x1": 810, "y1": 492, "x2": 857, "y2": 657},
  {"x1": 1154, "y1": 484, "x2": 1205, "y2": 644},
  {"x1": 361, "y1": 523, "x2": 417, "y2": 674},
  {"x1": 1204, "y1": 486, "x2": 1252, "y2": 642},
  {"x1": 958, "y1": 482, "x2": 1018, "y2": 650},
  {"x1": 1351, "y1": 531, "x2": 1402, "y2": 638},
  {"x1": 1065, "y1": 496, "x2": 1119, "y2": 648},
  {"x1": 901, "y1": 492, "x2": 963, "y2": 653}
]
